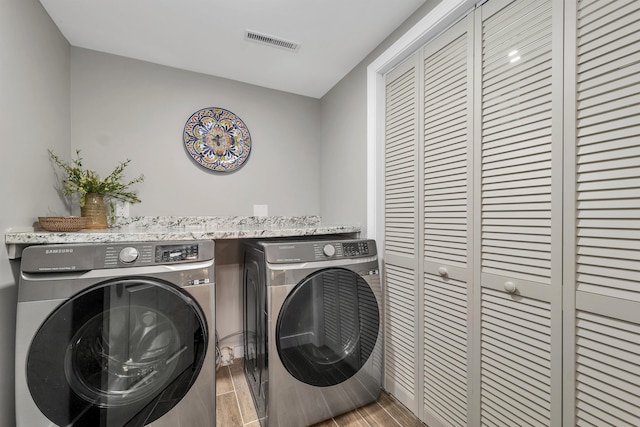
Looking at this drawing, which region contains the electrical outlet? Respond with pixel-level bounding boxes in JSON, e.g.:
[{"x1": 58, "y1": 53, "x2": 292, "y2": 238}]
[
  {"x1": 114, "y1": 201, "x2": 130, "y2": 217},
  {"x1": 253, "y1": 204, "x2": 268, "y2": 217}
]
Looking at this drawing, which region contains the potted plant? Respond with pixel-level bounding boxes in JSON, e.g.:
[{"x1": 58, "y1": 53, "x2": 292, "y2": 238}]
[{"x1": 49, "y1": 149, "x2": 144, "y2": 228}]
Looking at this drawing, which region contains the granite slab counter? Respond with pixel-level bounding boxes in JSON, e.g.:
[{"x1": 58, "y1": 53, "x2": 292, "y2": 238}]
[{"x1": 4, "y1": 216, "x2": 361, "y2": 259}]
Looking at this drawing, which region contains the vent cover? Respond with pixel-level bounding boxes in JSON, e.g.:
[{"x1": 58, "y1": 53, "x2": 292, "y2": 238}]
[{"x1": 245, "y1": 30, "x2": 300, "y2": 52}]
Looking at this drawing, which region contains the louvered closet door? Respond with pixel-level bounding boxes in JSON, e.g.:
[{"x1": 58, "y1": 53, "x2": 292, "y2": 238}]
[
  {"x1": 564, "y1": 1, "x2": 640, "y2": 425},
  {"x1": 421, "y1": 14, "x2": 473, "y2": 427},
  {"x1": 475, "y1": 0, "x2": 563, "y2": 426},
  {"x1": 383, "y1": 54, "x2": 421, "y2": 413}
]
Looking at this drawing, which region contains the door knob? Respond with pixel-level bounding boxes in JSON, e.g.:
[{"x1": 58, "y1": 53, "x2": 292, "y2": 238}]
[{"x1": 504, "y1": 281, "x2": 517, "y2": 294}]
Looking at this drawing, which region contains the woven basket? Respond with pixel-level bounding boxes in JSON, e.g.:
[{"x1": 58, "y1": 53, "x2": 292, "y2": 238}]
[{"x1": 38, "y1": 216, "x2": 87, "y2": 232}]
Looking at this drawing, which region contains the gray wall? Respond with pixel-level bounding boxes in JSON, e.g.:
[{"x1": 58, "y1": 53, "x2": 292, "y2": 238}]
[
  {"x1": 69, "y1": 48, "x2": 324, "y2": 355},
  {"x1": 71, "y1": 47, "x2": 321, "y2": 217},
  {"x1": 0, "y1": 0, "x2": 70, "y2": 426},
  {"x1": 320, "y1": 0, "x2": 440, "y2": 235}
]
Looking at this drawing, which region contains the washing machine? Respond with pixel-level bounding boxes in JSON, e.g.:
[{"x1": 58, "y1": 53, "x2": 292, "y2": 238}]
[
  {"x1": 243, "y1": 238, "x2": 382, "y2": 427},
  {"x1": 15, "y1": 240, "x2": 216, "y2": 427}
]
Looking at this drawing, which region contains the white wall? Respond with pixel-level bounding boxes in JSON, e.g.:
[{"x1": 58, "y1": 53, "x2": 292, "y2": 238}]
[
  {"x1": 0, "y1": 0, "x2": 70, "y2": 426},
  {"x1": 70, "y1": 47, "x2": 321, "y2": 217}
]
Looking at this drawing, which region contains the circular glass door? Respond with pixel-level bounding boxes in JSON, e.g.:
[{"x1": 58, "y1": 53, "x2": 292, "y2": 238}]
[
  {"x1": 276, "y1": 267, "x2": 379, "y2": 387},
  {"x1": 26, "y1": 278, "x2": 208, "y2": 427}
]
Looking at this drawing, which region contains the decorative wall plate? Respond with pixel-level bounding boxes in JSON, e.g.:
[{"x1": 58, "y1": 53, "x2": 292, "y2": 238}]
[{"x1": 183, "y1": 107, "x2": 251, "y2": 172}]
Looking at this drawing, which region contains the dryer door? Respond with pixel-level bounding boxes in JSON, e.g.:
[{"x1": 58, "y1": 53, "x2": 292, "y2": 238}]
[
  {"x1": 276, "y1": 267, "x2": 380, "y2": 387},
  {"x1": 26, "y1": 278, "x2": 208, "y2": 427},
  {"x1": 243, "y1": 248, "x2": 267, "y2": 420}
]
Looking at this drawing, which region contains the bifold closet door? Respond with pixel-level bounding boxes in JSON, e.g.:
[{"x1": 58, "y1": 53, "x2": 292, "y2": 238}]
[
  {"x1": 475, "y1": 0, "x2": 563, "y2": 425},
  {"x1": 564, "y1": 1, "x2": 640, "y2": 425},
  {"x1": 421, "y1": 14, "x2": 473, "y2": 427},
  {"x1": 383, "y1": 54, "x2": 422, "y2": 413}
]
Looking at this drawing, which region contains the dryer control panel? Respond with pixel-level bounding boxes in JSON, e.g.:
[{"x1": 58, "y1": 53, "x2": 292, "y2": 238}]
[
  {"x1": 264, "y1": 239, "x2": 376, "y2": 263},
  {"x1": 341, "y1": 241, "x2": 370, "y2": 257}
]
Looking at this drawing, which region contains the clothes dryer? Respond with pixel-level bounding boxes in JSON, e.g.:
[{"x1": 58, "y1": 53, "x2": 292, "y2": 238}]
[
  {"x1": 243, "y1": 238, "x2": 382, "y2": 427},
  {"x1": 15, "y1": 240, "x2": 216, "y2": 427}
]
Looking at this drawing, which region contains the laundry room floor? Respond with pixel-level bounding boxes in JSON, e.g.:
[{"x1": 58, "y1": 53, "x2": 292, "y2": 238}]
[{"x1": 216, "y1": 360, "x2": 426, "y2": 427}]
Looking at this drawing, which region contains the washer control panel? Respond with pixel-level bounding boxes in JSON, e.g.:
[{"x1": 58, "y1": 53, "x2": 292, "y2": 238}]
[
  {"x1": 155, "y1": 243, "x2": 199, "y2": 263},
  {"x1": 19, "y1": 240, "x2": 215, "y2": 272}
]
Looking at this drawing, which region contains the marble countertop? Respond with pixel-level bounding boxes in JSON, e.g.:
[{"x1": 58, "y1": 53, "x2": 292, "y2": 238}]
[{"x1": 5, "y1": 216, "x2": 361, "y2": 258}]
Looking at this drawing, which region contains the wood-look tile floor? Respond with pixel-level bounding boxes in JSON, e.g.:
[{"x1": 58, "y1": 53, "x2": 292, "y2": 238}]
[{"x1": 216, "y1": 360, "x2": 426, "y2": 427}]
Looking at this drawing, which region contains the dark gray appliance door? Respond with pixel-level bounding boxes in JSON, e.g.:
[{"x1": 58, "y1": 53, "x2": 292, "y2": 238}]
[
  {"x1": 26, "y1": 278, "x2": 208, "y2": 427},
  {"x1": 276, "y1": 267, "x2": 379, "y2": 387},
  {"x1": 243, "y1": 248, "x2": 267, "y2": 420}
]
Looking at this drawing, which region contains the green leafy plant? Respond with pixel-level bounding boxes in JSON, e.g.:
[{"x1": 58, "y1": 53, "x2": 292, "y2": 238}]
[{"x1": 48, "y1": 149, "x2": 144, "y2": 207}]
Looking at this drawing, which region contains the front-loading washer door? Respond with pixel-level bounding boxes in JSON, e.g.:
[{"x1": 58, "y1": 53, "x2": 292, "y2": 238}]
[
  {"x1": 276, "y1": 267, "x2": 379, "y2": 387},
  {"x1": 26, "y1": 278, "x2": 208, "y2": 427}
]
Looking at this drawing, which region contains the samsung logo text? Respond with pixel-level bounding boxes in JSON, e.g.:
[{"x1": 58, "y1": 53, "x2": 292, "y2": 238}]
[{"x1": 45, "y1": 248, "x2": 74, "y2": 254}]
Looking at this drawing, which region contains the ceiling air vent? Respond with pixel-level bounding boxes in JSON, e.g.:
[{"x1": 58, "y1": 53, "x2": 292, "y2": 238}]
[{"x1": 245, "y1": 30, "x2": 300, "y2": 52}]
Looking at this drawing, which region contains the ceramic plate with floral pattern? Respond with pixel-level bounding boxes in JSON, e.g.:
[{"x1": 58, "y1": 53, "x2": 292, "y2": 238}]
[{"x1": 183, "y1": 107, "x2": 252, "y2": 172}]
